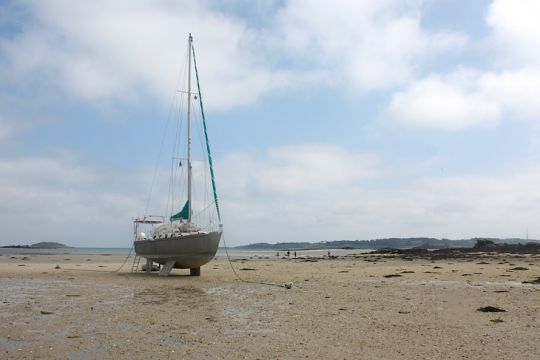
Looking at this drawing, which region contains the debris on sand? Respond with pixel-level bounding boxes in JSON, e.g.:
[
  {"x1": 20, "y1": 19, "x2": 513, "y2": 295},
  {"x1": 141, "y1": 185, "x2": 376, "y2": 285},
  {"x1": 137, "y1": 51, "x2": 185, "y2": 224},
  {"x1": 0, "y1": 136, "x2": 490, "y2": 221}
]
[
  {"x1": 509, "y1": 267, "x2": 529, "y2": 271},
  {"x1": 40, "y1": 310, "x2": 54, "y2": 315},
  {"x1": 490, "y1": 318, "x2": 504, "y2": 323},
  {"x1": 477, "y1": 306, "x2": 506, "y2": 313},
  {"x1": 522, "y1": 277, "x2": 540, "y2": 285},
  {"x1": 383, "y1": 274, "x2": 402, "y2": 278},
  {"x1": 284, "y1": 282, "x2": 293, "y2": 289},
  {"x1": 239, "y1": 267, "x2": 257, "y2": 271},
  {"x1": 55, "y1": 265, "x2": 61, "y2": 269}
]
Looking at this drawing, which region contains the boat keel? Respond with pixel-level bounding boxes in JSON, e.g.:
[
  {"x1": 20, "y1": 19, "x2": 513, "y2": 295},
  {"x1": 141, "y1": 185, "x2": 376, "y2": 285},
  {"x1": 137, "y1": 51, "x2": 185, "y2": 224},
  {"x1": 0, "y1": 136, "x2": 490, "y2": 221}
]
[{"x1": 159, "y1": 261, "x2": 176, "y2": 277}]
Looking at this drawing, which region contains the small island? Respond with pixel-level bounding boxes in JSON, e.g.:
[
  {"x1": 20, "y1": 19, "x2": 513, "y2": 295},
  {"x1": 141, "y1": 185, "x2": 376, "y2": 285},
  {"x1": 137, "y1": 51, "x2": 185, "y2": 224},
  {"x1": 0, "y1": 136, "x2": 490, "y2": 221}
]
[{"x1": 0, "y1": 242, "x2": 71, "y2": 249}]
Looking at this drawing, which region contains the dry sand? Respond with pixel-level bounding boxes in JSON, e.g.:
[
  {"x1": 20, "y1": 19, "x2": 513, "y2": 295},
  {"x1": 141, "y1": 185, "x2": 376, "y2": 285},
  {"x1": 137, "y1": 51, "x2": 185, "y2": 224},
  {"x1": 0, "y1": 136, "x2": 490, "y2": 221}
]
[{"x1": 1, "y1": 252, "x2": 539, "y2": 359}]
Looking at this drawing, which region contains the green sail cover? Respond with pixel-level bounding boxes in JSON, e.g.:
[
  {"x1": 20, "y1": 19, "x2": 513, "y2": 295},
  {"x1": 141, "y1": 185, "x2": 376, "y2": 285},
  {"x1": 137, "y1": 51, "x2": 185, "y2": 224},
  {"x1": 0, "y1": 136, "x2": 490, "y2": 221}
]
[
  {"x1": 192, "y1": 44, "x2": 222, "y2": 224},
  {"x1": 170, "y1": 200, "x2": 190, "y2": 222}
]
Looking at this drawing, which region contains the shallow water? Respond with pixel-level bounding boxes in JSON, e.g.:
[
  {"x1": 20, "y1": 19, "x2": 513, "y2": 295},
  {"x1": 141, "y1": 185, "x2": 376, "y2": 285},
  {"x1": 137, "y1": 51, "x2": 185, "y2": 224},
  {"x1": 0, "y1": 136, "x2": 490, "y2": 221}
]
[{"x1": 1, "y1": 247, "x2": 374, "y2": 258}]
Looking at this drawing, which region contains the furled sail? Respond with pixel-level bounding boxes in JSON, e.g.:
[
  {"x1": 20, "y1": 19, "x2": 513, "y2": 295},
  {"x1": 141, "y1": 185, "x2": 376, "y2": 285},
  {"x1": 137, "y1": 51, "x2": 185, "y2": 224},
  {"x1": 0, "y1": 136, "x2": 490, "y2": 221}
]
[
  {"x1": 170, "y1": 200, "x2": 190, "y2": 222},
  {"x1": 192, "y1": 44, "x2": 222, "y2": 224}
]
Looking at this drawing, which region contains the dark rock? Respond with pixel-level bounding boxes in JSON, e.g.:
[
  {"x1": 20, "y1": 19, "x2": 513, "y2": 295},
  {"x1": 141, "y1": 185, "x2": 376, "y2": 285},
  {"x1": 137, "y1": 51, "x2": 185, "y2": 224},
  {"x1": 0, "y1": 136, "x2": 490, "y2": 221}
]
[
  {"x1": 522, "y1": 277, "x2": 540, "y2": 285},
  {"x1": 383, "y1": 274, "x2": 402, "y2": 278},
  {"x1": 477, "y1": 306, "x2": 506, "y2": 312}
]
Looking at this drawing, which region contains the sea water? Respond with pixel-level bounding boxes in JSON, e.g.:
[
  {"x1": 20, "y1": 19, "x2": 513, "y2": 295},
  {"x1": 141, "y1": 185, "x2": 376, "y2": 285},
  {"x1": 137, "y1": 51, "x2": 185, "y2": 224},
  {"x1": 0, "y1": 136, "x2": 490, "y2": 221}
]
[
  {"x1": 0, "y1": 247, "x2": 132, "y2": 256},
  {"x1": 0, "y1": 247, "x2": 373, "y2": 258}
]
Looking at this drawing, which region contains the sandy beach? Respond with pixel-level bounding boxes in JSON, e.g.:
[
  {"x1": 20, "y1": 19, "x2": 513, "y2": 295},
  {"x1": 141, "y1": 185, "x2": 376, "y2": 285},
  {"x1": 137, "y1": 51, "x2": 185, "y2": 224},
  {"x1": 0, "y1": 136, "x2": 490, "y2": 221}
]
[{"x1": 1, "y1": 251, "x2": 539, "y2": 359}]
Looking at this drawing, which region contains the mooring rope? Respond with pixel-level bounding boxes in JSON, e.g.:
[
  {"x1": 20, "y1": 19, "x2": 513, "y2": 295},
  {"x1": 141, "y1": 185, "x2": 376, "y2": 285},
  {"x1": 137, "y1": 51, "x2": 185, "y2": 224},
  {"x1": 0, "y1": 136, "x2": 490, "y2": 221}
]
[
  {"x1": 220, "y1": 229, "x2": 285, "y2": 288},
  {"x1": 112, "y1": 245, "x2": 135, "y2": 272}
]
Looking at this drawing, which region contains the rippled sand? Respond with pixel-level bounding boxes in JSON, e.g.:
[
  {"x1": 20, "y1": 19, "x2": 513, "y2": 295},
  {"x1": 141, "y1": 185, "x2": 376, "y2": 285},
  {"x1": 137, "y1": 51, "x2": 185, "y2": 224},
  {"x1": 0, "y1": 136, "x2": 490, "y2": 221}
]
[{"x1": 1, "y1": 252, "x2": 539, "y2": 359}]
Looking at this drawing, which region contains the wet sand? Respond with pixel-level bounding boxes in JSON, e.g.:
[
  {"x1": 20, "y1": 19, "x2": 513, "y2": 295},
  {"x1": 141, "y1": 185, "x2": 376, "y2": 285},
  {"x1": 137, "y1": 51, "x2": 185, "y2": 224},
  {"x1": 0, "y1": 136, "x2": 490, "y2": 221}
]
[{"x1": 1, "y1": 252, "x2": 539, "y2": 359}]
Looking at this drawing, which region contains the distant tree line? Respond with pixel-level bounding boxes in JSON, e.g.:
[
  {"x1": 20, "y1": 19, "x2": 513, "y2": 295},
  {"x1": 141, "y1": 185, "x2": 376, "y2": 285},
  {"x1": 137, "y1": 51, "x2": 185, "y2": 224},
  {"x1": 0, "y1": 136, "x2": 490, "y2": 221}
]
[{"x1": 232, "y1": 237, "x2": 539, "y2": 251}]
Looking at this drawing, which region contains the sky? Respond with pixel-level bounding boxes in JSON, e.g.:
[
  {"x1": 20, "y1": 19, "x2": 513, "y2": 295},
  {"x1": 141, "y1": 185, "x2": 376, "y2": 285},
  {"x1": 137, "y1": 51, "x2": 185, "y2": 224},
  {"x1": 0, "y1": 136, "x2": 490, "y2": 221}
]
[{"x1": 1, "y1": 0, "x2": 540, "y2": 247}]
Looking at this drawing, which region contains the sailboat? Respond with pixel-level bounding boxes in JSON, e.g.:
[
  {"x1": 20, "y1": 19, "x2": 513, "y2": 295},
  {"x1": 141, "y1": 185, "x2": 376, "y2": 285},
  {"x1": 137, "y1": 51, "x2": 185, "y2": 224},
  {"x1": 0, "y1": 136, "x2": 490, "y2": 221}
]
[{"x1": 133, "y1": 34, "x2": 222, "y2": 276}]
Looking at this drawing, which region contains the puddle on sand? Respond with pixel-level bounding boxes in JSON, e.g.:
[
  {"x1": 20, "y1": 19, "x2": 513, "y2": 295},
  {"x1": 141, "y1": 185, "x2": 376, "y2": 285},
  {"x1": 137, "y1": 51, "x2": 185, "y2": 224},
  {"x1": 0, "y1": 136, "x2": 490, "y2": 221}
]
[
  {"x1": 133, "y1": 286, "x2": 206, "y2": 305},
  {"x1": 0, "y1": 278, "x2": 82, "y2": 309},
  {"x1": 391, "y1": 279, "x2": 528, "y2": 289}
]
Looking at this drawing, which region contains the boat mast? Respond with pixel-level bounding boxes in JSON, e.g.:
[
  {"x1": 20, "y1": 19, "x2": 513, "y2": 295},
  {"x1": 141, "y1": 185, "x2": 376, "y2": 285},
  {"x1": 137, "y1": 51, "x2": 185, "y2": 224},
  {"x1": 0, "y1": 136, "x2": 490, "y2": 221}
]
[{"x1": 187, "y1": 33, "x2": 193, "y2": 224}]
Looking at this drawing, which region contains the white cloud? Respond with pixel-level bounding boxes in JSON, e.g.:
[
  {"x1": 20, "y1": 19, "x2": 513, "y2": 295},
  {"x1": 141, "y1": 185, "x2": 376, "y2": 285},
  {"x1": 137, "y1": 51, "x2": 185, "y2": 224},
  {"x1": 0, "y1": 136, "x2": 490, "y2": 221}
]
[
  {"x1": 0, "y1": 0, "x2": 285, "y2": 111},
  {"x1": 273, "y1": 0, "x2": 467, "y2": 91},
  {"x1": 0, "y1": 156, "x2": 95, "y2": 186},
  {"x1": 387, "y1": 0, "x2": 540, "y2": 130},
  {"x1": 0, "y1": 118, "x2": 11, "y2": 142},
  {"x1": 0, "y1": 154, "x2": 141, "y2": 247},
  {"x1": 255, "y1": 144, "x2": 384, "y2": 192},
  {"x1": 2, "y1": 145, "x2": 540, "y2": 247},
  {"x1": 479, "y1": 67, "x2": 540, "y2": 119},
  {"x1": 0, "y1": 99, "x2": 19, "y2": 142},
  {"x1": 487, "y1": 0, "x2": 540, "y2": 66},
  {"x1": 215, "y1": 145, "x2": 540, "y2": 245},
  {"x1": 218, "y1": 144, "x2": 384, "y2": 195},
  {"x1": 388, "y1": 66, "x2": 540, "y2": 130},
  {"x1": 216, "y1": 144, "x2": 387, "y2": 244},
  {"x1": 0, "y1": 0, "x2": 467, "y2": 117},
  {"x1": 388, "y1": 73, "x2": 501, "y2": 131}
]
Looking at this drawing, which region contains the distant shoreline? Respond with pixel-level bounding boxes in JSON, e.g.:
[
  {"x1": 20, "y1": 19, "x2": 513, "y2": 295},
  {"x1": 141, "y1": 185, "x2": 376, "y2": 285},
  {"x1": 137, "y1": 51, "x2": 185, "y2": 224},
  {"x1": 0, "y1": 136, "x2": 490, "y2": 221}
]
[
  {"x1": 233, "y1": 237, "x2": 540, "y2": 251},
  {"x1": 0, "y1": 241, "x2": 71, "y2": 249}
]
